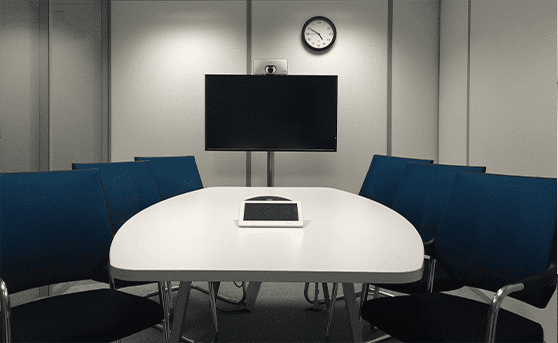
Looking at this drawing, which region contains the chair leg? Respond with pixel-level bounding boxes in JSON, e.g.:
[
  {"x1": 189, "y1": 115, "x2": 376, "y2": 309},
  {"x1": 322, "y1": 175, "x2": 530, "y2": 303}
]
[
  {"x1": 158, "y1": 288, "x2": 165, "y2": 309},
  {"x1": 359, "y1": 283, "x2": 369, "y2": 320},
  {"x1": 312, "y1": 282, "x2": 320, "y2": 310},
  {"x1": 304, "y1": 282, "x2": 330, "y2": 311},
  {"x1": 158, "y1": 282, "x2": 171, "y2": 343},
  {"x1": 426, "y1": 258, "x2": 436, "y2": 293},
  {"x1": 208, "y1": 282, "x2": 219, "y2": 342},
  {"x1": 1, "y1": 278, "x2": 12, "y2": 343},
  {"x1": 325, "y1": 283, "x2": 339, "y2": 342},
  {"x1": 167, "y1": 281, "x2": 173, "y2": 308},
  {"x1": 321, "y1": 283, "x2": 331, "y2": 309}
]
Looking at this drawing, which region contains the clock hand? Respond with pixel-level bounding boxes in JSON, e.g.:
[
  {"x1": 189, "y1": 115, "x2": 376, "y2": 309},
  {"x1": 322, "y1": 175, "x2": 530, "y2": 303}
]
[{"x1": 309, "y1": 28, "x2": 323, "y2": 40}]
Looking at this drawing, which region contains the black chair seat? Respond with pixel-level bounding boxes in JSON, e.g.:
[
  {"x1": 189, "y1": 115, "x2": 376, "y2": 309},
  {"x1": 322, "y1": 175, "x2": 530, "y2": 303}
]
[
  {"x1": 379, "y1": 258, "x2": 464, "y2": 294},
  {"x1": 361, "y1": 293, "x2": 543, "y2": 343},
  {"x1": 4, "y1": 289, "x2": 164, "y2": 342}
]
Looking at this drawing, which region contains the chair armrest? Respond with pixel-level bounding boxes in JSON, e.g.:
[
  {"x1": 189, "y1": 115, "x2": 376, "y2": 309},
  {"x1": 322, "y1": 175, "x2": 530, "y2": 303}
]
[
  {"x1": 485, "y1": 265, "x2": 557, "y2": 343},
  {"x1": 517, "y1": 264, "x2": 557, "y2": 292},
  {"x1": 425, "y1": 257, "x2": 436, "y2": 293},
  {"x1": 423, "y1": 238, "x2": 435, "y2": 257},
  {"x1": 485, "y1": 282, "x2": 525, "y2": 343},
  {"x1": 0, "y1": 278, "x2": 12, "y2": 343},
  {"x1": 109, "y1": 272, "x2": 116, "y2": 290}
]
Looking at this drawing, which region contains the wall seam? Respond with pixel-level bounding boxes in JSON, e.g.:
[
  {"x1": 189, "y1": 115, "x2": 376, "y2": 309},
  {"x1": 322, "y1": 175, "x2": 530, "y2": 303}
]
[
  {"x1": 108, "y1": 0, "x2": 112, "y2": 163},
  {"x1": 38, "y1": 0, "x2": 51, "y2": 297},
  {"x1": 101, "y1": 0, "x2": 110, "y2": 163},
  {"x1": 39, "y1": 0, "x2": 50, "y2": 172},
  {"x1": 466, "y1": 0, "x2": 471, "y2": 166},
  {"x1": 436, "y1": 0, "x2": 441, "y2": 164},
  {"x1": 386, "y1": 0, "x2": 393, "y2": 156},
  {"x1": 246, "y1": 0, "x2": 252, "y2": 186}
]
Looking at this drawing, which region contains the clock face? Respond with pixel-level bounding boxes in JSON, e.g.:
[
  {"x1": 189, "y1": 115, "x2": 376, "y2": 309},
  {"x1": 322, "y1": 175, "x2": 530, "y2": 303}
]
[{"x1": 302, "y1": 16, "x2": 336, "y2": 51}]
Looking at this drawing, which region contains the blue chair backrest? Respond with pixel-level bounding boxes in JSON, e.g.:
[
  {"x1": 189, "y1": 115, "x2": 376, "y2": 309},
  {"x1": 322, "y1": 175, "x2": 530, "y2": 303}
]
[
  {"x1": 434, "y1": 172, "x2": 557, "y2": 307},
  {"x1": 0, "y1": 170, "x2": 113, "y2": 294},
  {"x1": 72, "y1": 161, "x2": 161, "y2": 234},
  {"x1": 392, "y1": 163, "x2": 486, "y2": 243},
  {"x1": 134, "y1": 156, "x2": 203, "y2": 201},
  {"x1": 359, "y1": 155, "x2": 433, "y2": 207}
]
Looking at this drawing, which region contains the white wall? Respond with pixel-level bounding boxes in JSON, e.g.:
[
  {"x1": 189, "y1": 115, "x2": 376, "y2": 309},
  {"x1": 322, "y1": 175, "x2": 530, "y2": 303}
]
[
  {"x1": 391, "y1": 0, "x2": 439, "y2": 161},
  {"x1": 0, "y1": 0, "x2": 106, "y2": 173},
  {"x1": 0, "y1": 0, "x2": 40, "y2": 173},
  {"x1": 50, "y1": 0, "x2": 104, "y2": 170},
  {"x1": 438, "y1": 0, "x2": 468, "y2": 166},
  {"x1": 468, "y1": 0, "x2": 556, "y2": 178},
  {"x1": 110, "y1": 1, "x2": 247, "y2": 186},
  {"x1": 251, "y1": 1, "x2": 388, "y2": 191},
  {"x1": 440, "y1": 0, "x2": 557, "y2": 178},
  {"x1": 111, "y1": 0, "x2": 440, "y2": 193}
]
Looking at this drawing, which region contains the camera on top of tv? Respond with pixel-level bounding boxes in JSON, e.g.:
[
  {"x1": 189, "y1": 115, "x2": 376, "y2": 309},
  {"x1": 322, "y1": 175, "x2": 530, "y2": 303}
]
[
  {"x1": 265, "y1": 65, "x2": 277, "y2": 74},
  {"x1": 253, "y1": 59, "x2": 288, "y2": 75}
]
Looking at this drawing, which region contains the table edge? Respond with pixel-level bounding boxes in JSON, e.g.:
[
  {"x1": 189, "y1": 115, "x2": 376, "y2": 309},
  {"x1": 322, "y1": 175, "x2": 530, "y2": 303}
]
[{"x1": 109, "y1": 265, "x2": 425, "y2": 284}]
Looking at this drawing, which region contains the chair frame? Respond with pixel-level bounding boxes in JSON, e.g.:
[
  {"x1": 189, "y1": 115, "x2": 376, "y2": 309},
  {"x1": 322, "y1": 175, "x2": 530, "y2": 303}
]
[
  {"x1": 1, "y1": 278, "x2": 11, "y2": 343},
  {"x1": 1, "y1": 275, "x2": 171, "y2": 343},
  {"x1": 360, "y1": 173, "x2": 557, "y2": 343},
  {"x1": 361, "y1": 256, "x2": 556, "y2": 343},
  {"x1": 485, "y1": 283, "x2": 525, "y2": 343},
  {"x1": 1, "y1": 169, "x2": 169, "y2": 343}
]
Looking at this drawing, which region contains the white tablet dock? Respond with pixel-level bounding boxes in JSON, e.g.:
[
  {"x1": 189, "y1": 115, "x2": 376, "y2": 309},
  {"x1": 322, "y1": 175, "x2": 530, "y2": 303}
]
[{"x1": 238, "y1": 200, "x2": 303, "y2": 228}]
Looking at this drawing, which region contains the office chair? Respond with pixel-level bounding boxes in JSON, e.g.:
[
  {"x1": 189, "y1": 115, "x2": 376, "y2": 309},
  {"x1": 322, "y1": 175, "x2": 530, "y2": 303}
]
[
  {"x1": 134, "y1": 156, "x2": 203, "y2": 200},
  {"x1": 0, "y1": 170, "x2": 166, "y2": 342},
  {"x1": 73, "y1": 161, "x2": 201, "y2": 340},
  {"x1": 366, "y1": 164, "x2": 486, "y2": 297},
  {"x1": 72, "y1": 161, "x2": 162, "y2": 237},
  {"x1": 361, "y1": 172, "x2": 557, "y2": 343},
  {"x1": 305, "y1": 154, "x2": 433, "y2": 311},
  {"x1": 325, "y1": 163, "x2": 486, "y2": 340},
  {"x1": 72, "y1": 162, "x2": 172, "y2": 291},
  {"x1": 358, "y1": 154, "x2": 434, "y2": 206}
]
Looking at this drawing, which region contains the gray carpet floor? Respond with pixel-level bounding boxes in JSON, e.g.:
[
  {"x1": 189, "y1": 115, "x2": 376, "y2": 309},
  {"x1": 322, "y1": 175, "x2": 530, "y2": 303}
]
[{"x1": 9, "y1": 280, "x2": 490, "y2": 342}]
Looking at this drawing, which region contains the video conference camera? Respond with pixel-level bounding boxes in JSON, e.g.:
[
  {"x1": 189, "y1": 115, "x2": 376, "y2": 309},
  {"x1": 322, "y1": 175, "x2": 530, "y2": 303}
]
[{"x1": 253, "y1": 59, "x2": 288, "y2": 75}]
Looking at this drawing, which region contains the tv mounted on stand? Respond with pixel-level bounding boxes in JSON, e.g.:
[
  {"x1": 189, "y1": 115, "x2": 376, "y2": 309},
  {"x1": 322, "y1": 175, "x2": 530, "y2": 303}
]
[{"x1": 205, "y1": 74, "x2": 338, "y2": 186}]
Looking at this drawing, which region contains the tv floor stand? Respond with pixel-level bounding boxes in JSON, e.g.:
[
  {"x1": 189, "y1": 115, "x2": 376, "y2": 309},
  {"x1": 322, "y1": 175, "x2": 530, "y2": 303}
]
[
  {"x1": 244, "y1": 151, "x2": 275, "y2": 187},
  {"x1": 267, "y1": 151, "x2": 274, "y2": 187}
]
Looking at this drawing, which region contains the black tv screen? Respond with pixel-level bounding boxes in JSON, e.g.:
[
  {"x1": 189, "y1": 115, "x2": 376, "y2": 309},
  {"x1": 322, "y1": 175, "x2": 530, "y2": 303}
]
[{"x1": 205, "y1": 74, "x2": 337, "y2": 152}]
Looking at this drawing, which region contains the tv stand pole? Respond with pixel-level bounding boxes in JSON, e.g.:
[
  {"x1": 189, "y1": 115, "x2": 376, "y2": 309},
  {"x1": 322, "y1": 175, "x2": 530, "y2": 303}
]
[{"x1": 267, "y1": 151, "x2": 274, "y2": 187}]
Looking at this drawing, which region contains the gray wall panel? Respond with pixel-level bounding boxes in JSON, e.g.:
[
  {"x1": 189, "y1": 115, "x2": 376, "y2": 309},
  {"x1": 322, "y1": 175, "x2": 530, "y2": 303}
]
[
  {"x1": 0, "y1": 0, "x2": 41, "y2": 173},
  {"x1": 50, "y1": 0, "x2": 104, "y2": 170},
  {"x1": 438, "y1": 0, "x2": 468, "y2": 166},
  {"x1": 391, "y1": 0, "x2": 439, "y2": 162},
  {"x1": 469, "y1": 0, "x2": 556, "y2": 177}
]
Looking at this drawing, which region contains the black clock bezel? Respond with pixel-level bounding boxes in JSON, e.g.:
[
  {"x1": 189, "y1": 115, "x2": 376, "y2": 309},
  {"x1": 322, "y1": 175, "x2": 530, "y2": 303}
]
[{"x1": 301, "y1": 16, "x2": 337, "y2": 52}]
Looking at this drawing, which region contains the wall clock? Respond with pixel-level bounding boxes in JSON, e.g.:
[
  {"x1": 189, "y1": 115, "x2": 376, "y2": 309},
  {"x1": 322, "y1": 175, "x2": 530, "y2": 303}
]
[{"x1": 302, "y1": 16, "x2": 336, "y2": 51}]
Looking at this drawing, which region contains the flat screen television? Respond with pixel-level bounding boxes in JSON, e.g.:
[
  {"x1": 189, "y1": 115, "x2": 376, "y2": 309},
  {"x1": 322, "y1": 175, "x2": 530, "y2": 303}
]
[{"x1": 205, "y1": 74, "x2": 337, "y2": 152}]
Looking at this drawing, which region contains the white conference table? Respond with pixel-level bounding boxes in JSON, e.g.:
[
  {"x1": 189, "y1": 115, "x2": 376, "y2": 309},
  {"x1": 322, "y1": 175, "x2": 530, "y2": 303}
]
[{"x1": 110, "y1": 187, "x2": 424, "y2": 342}]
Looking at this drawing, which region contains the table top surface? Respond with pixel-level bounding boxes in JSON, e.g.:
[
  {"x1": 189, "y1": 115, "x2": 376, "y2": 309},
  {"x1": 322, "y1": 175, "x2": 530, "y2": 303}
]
[{"x1": 110, "y1": 187, "x2": 424, "y2": 283}]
